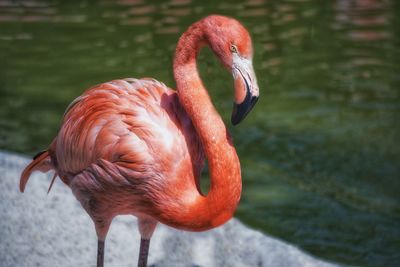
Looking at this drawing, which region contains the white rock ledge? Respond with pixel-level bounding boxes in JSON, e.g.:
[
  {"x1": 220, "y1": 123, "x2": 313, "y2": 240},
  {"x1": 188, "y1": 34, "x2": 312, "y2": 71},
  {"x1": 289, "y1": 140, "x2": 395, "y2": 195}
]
[{"x1": 0, "y1": 150, "x2": 339, "y2": 267}]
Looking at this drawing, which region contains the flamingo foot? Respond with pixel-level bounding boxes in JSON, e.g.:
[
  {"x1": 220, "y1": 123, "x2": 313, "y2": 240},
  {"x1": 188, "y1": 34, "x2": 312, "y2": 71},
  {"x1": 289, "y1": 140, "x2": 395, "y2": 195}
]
[{"x1": 138, "y1": 238, "x2": 150, "y2": 267}]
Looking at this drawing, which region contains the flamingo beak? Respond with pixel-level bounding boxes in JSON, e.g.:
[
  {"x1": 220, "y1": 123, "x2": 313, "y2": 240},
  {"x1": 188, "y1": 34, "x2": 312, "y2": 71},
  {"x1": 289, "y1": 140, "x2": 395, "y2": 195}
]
[{"x1": 231, "y1": 55, "x2": 259, "y2": 125}]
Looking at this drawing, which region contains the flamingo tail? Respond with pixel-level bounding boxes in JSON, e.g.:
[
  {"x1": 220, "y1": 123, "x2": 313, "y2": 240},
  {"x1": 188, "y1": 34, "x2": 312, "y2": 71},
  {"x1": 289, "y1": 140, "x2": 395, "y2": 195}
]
[{"x1": 20, "y1": 150, "x2": 56, "y2": 193}]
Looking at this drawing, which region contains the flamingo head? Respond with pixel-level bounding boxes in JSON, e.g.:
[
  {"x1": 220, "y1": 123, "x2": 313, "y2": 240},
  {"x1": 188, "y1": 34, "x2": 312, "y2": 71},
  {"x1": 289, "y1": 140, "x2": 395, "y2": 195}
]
[{"x1": 204, "y1": 15, "x2": 260, "y2": 125}]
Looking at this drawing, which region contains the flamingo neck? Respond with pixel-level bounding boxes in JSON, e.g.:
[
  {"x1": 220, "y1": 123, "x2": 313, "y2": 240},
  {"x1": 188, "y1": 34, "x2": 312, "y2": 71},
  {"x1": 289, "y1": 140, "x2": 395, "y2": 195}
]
[{"x1": 164, "y1": 22, "x2": 242, "y2": 231}]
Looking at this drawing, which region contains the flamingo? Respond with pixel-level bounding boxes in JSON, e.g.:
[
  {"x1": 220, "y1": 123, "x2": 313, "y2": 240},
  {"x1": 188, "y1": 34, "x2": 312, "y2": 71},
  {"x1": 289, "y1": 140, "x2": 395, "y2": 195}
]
[{"x1": 19, "y1": 15, "x2": 259, "y2": 267}]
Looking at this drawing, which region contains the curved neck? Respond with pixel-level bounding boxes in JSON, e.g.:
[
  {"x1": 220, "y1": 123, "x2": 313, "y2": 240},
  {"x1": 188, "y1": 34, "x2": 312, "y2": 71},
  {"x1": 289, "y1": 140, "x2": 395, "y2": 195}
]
[{"x1": 158, "y1": 22, "x2": 242, "y2": 231}]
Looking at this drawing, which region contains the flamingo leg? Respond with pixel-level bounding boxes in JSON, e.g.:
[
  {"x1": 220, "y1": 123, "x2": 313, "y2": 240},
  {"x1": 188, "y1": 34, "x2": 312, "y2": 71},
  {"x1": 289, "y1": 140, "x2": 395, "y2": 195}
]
[
  {"x1": 137, "y1": 216, "x2": 157, "y2": 267},
  {"x1": 97, "y1": 239, "x2": 105, "y2": 267},
  {"x1": 138, "y1": 238, "x2": 151, "y2": 267}
]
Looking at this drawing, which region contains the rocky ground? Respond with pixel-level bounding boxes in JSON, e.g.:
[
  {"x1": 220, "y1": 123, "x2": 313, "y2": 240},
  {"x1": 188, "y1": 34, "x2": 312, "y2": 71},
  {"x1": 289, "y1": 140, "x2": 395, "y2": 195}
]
[{"x1": 0, "y1": 150, "x2": 339, "y2": 267}]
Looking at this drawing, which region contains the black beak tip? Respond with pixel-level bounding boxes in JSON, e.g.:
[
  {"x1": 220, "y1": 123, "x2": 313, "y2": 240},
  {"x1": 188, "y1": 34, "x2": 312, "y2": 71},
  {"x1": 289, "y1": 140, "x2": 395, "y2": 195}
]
[
  {"x1": 231, "y1": 96, "x2": 258, "y2": 125},
  {"x1": 231, "y1": 113, "x2": 241, "y2": 125}
]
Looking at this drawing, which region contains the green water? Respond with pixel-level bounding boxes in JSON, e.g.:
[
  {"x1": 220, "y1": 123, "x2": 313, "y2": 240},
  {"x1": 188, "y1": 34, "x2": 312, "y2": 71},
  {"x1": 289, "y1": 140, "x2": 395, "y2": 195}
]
[{"x1": 1, "y1": 1, "x2": 399, "y2": 266}]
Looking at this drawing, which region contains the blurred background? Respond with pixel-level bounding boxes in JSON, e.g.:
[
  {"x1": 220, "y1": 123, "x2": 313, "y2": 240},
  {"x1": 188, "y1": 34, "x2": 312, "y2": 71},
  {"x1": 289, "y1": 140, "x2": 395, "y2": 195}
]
[{"x1": 0, "y1": 0, "x2": 399, "y2": 266}]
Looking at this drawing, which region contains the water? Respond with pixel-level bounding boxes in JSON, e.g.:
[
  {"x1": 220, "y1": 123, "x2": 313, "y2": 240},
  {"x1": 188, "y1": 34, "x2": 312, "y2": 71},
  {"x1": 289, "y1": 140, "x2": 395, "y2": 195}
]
[{"x1": 1, "y1": 0, "x2": 399, "y2": 266}]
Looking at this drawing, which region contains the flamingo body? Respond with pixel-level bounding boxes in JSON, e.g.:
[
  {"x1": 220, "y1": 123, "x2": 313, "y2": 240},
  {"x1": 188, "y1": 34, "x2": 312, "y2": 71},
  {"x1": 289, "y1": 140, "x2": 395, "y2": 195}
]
[{"x1": 58, "y1": 78, "x2": 206, "y2": 236}]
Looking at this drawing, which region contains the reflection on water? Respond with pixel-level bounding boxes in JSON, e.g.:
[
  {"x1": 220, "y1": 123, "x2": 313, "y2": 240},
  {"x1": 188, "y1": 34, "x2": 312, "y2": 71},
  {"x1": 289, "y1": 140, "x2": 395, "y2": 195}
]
[{"x1": 0, "y1": 0, "x2": 399, "y2": 266}]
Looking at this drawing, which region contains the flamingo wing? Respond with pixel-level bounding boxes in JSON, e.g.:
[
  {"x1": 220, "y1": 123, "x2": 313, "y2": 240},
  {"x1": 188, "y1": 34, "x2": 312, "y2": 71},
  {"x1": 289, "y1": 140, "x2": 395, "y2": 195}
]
[{"x1": 52, "y1": 78, "x2": 204, "y2": 217}]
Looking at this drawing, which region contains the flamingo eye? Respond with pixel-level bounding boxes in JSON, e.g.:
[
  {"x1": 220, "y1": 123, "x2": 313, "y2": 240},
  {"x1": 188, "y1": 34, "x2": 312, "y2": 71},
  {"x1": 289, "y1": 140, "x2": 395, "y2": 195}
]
[{"x1": 230, "y1": 44, "x2": 238, "y2": 53}]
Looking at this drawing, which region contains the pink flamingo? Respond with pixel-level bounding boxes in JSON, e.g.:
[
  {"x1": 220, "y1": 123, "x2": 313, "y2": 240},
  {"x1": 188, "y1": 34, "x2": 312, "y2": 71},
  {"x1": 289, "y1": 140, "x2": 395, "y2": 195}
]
[{"x1": 20, "y1": 15, "x2": 259, "y2": 267}]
